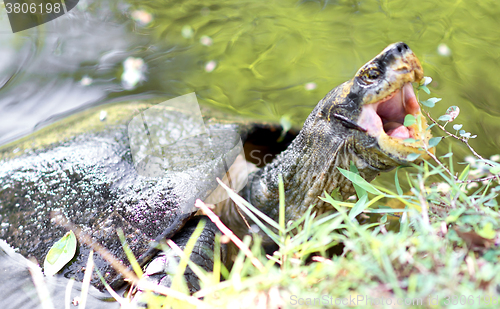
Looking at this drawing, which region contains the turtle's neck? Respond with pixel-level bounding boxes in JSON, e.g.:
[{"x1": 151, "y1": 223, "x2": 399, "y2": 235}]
[{"x1": 243, "y1": 104, "x2": 381, "y2": 224}]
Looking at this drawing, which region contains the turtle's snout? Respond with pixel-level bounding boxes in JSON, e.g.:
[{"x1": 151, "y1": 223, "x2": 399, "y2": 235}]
[
  {"x1": 395, "y1": 42, "x2": 410, "y2": 54},
  {"x1": 388, "y1": 42, "x2": 412, "y2": 57},
  {"x1": 386, "y1": 42, "x2": 424, "y2": 83}
]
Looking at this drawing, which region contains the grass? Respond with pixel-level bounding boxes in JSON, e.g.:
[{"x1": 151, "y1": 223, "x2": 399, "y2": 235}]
[{"x1": 126, "y1": 152, "x2": 500, "y2": 308}]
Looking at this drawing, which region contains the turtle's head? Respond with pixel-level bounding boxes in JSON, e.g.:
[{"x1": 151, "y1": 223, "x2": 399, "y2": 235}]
[
  {"x1": 325, "y1": 42, "x2": 432, "y2": 169},
  {"x1": 245, "y1": 43, "x2": 433, "y2": 216}
]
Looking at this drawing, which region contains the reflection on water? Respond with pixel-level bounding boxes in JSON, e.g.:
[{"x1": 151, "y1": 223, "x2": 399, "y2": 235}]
[{"x1": 1, "y1": 0, "x2": 500, "y2": 305}]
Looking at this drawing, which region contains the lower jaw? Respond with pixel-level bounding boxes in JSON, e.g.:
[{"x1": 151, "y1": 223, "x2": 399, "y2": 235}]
[{"x1": 377, "y1": 121, "x2": 432, "y2": 163}]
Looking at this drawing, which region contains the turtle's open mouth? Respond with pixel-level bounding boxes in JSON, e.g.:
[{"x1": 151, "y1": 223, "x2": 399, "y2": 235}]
[
  {"x1": 357, "y1": 82, "x2": 431, "y2": 160},
  {"x1": 358, "y1": 82, "x2": 420, "y2": 139}
]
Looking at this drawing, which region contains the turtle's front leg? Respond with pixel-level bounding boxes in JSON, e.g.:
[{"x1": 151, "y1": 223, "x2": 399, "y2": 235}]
[{"x1": 133, "y1": 216, "x2": 226, "y2": 305}]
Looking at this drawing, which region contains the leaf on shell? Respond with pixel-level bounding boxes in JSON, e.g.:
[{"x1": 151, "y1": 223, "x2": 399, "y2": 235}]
[{"x1": 44, "y1": 231, "x2": 77, "y2": 276}]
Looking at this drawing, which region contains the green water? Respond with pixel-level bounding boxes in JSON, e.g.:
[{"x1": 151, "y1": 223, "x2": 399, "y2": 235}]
[
  {"x1": 132, "y1": 0, "x2": 500, "y2": 160},
  {"x1": 2, "y1": 0, "x2": 500, "y2": 160}
]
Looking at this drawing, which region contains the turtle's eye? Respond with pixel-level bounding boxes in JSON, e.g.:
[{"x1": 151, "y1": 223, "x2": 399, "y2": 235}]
[{"x1": 360, "y1": 68, "x2": 382, "y2": 84}]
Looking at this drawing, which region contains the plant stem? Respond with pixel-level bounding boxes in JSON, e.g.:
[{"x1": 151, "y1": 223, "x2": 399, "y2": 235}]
[{"x1": 423, "y1": 110, "x2": 493, "y2": 167}]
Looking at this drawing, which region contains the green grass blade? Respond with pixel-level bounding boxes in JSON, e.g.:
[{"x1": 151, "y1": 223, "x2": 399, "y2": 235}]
[
  {"x1": 117, "y1": 229, "x2": 143, "y2": 278},
  {"x1": 394, "y1": 166, "x2": 403, "y2": 196},
  {"x1": 349, "y1": 194, "x2": 368, "y2": 221},
  {"x1": 350, "y1": 161, "x2": 367, "y2": 198},
  {"x1": 217, "y1": 179, "x2": 282, "y2": 243},
  {"x1": 338, "y1": 167, "x2": 382, "y2": 195},
  {"x1": 278, "y1": 174, "x2": 286, "y2": 240},
  {"x1": 170, "y1": 219, "x2": 206, "y2": 292}
]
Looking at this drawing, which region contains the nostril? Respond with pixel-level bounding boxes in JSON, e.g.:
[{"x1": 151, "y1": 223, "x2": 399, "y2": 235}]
[{"x1": 396, "y1": 43, "x2": 410, "y2": 54}]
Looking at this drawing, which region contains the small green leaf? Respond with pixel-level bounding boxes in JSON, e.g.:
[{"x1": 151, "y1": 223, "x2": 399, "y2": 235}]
[
  {"x1": 321, "y1": 192, "x2": 343, "y2": 210},
  {"x1": 428, "y1": 137, "x2": 442, "y2": 148},
  {"x1": 403, "y1": 114, "x2": 416, "y2": 127},
  {"x1": 438, "y1": 115, "x2": 452, "y2": 121},
  {"x1": 380, "y1": 214, "x2": 388, "y2": 224},
  {"x1": 418, "y1": 85, "x2": 431, "y2": 94},
  {"x1": 421, "y1": 97, "x2": 441, "y2": 108},
  {"x1": 445, "y1": 208, "x2": 465, "y2": 223},
  {"x1": 452, "y1": 124, "x2": 463, "y2": 131},
  {"x1": 460, "y1": 132, "x2": 471, "y2": 138},
  {"x1": 403, "y1": 138, "x2": 416, "y2": 143},
  {"x1": 278, "y1": 115, "x2": 292, "y2": 142},
  {"x1": 490, "y1": 166, "x2": 500, "y2": 174},
  {"x1": 406, "y1": 153, "x2": 421, "y2": 161},
  {"x1": 330, "y1": 186, "x2": 342, "y2": 200},
  {"x1": 477, "y1": 222, "x2": 496, "y2": 239},
  {"x1": 44, "y1": 231, "x2": 77, "y2": 276},
  {"x1": 338, "y1": 168, "x2": 381, "y2": 195},
  {"x1": 441, "y1": 152, "x2": 453, "y2": 158},
  {"x1": 485, "y1": 199, "x2": 498, "y2": 207}
]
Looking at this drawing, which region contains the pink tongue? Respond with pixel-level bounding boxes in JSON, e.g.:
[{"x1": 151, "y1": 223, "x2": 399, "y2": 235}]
[{"x1": 384, "y1": 122, "x2": 410, "y2": 139}]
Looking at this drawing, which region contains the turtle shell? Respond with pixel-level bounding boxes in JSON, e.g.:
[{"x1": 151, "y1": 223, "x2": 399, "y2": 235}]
[{"x1": 0, "y1": 95, "x2": 279, "y2": 289}]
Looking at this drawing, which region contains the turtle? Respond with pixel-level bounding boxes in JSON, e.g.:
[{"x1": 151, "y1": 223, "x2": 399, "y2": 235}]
[{"x1": 0, "y1": 42, "x2": 431, "y2": 298}]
